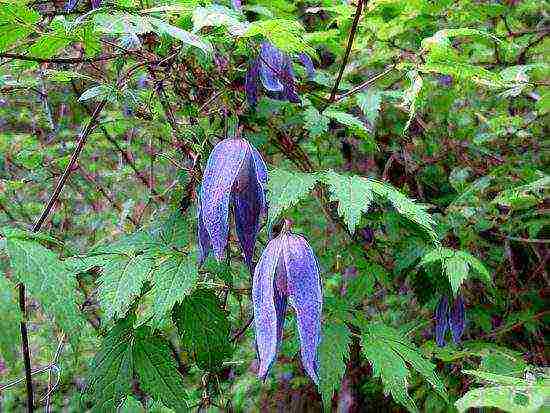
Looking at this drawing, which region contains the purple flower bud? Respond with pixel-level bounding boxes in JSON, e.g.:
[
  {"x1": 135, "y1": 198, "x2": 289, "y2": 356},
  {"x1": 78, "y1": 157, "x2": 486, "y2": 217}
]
[
  {"x1": 298, "y1": 53, "x2": 315, "y2": 79},
  {"x1": 198, "y1": 138, "x2": 267, "y2": 269},
  {"x1": 252, "y1": 227, "x2": 322, "y2": 384},
  {"x1": 259, "y1": 42, "x2": 285, "y2": 92},
  {"x1": 91, "y1": 0, "x2": 101, "y2": 8},
  {"x1": 435, "y1": 296, "x2": 449, "y2": 347},
  {"x1": 232, "y1": 0, "x2": 242, "y2": 10},
  {"x1": 245, "y1": 58, "x2": 260, "y2": 107},
  {"x1": 450, "y1": 295, "x2": 465, "y2": 344}
]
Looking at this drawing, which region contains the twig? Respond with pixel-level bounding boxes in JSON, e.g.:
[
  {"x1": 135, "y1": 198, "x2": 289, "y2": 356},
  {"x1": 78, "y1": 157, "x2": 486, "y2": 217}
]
[
  {"x1": 0, "y1": 365, "x2": 53, "y2": 392},
  {"x1": 43, "y1": 333, "x2": 66, "y2": 413},
  {"x1": 18, "y1": 284, "x2": 34, "y2": 412},
  {"x1": 332, "y1": 65, "x2": 395, "y2": 103},
  {"x1": 323, "y1": 0, "x2": 365, "y2": 111},
  {"x1": 232, "y1": 316, "x2": 253, "y2": 342}
]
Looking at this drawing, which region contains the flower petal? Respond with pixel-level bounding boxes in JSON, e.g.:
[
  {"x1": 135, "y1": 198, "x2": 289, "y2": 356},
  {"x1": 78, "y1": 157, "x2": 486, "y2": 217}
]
[
  {"x1": 200, "y1": 139, "x2": 248, "y2": 260},
  {"x1": 259, "y1": 42, "x2": 285, "y2": 92},
  {"x1": 234, "y1": 148, "x2": 265, "y2": 268},
  {"x1": 298, "y1": 53, "x2": 315, "y2": 79},
  {"x1": 252, "y1": 238, "x2": 284, "y2": 379},
  {"x1": 197, "y1": 203, "x2": 211, "y2": 265},
  {"x1": 251, "y1": 145, "x2": 268, "y2": 215},
  {"x1": 245, "y1": 58, "x2": 260, "y2": 107},
  {"x1": 450, "y1": 295, "x2": 465, "y2": 344},
  {"x1": 435, "y1": 296, "x2": 449, "y2": 347},
  {"x1": 282, "y1": 234, "x2": 322, "y2": 384}
]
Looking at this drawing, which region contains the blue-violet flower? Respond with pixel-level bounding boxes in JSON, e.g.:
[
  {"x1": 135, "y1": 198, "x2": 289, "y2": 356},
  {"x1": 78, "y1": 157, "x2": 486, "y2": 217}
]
[
  {"x1": 252, "y1": 225, "x2": 322, "y2": 384},
  {"x1": 435, "y1": 294, "x2": 466, "y2": 346},
  {"x1": 198, "y1": 138, "x2": 267, "y2": 269}
]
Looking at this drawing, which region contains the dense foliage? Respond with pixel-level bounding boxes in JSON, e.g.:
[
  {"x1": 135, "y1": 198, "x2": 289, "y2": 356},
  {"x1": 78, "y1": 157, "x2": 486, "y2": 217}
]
[{"x1": 0, "y1": 0, "x2": 548, "y2": 411}]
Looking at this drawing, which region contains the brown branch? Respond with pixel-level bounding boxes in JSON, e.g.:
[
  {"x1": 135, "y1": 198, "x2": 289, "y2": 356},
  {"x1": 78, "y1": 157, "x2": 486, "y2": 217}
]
[
  {"x1": 323, "y1": 0, "x2": 365, "y2": 111},
  {"x1": 332, "y1": 65, "x2": 395, "y2": 103},
  {"x1": 0, "y1": 53, "x2": 126, "y2": 64}
]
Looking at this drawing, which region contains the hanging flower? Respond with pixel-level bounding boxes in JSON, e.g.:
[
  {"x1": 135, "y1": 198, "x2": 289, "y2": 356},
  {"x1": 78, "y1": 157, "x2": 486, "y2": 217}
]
[
  {"x1": 245, "y1": 42, "x2": 315, "y2": 107},
  {"x1": 198, "y1": 138, "x2": 267, "y2": 269},
  {"x1": 252, "y1": 221, "x2": 323, "y2": 384},
  {"x1": 435, "y1": 294, "x2": 466, "y2": 346}
]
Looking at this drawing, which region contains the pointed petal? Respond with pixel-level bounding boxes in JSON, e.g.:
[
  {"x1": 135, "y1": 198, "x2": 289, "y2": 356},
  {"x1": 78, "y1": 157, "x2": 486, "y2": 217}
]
[
  {"x1": 283, "y1": 234, "x2": 322, "y2": 384},
  {"x1": 234, "y1": 148, "x2": 264, "y2": 268},
  {"x1": 435, "y1": 296, "x2": 449, "y2": 347},
  {"x1": 274, "y1": 254, "x2": 288, "y2": 348},
  {"x1": 280, "y1": 55, "x2": 300, "y2": 103},
  {"x1": 200, "y1": 139, "x2": 248, "y2": 261},
  {"x1": 450, "y1": 295, "x2": 465, "y2": 344},
  {"x1": 259, "y1": 42, "x2": 284, "y2": 92},
  {"x1": 252, "y1": 238, "x2": 284, "y2": 379},
  {"x1": 197, "y1": 204, "x2": 211, "y2": 265},
  {"x1": 245, "y1": 58, "x2": 260, "y2": 107},
  {"x1": 298, "y1": 53, "x2": 315, "y2": 79}
]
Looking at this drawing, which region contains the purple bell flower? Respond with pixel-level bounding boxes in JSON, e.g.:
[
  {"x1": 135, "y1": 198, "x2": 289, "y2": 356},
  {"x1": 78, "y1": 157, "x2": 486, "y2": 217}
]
[
  {"x1": 252, "y1": 222, "x2": 323, "y2": 384},
  {"x1": 245, "y1": 42, "x2": 314, "y2": 107},
  {"x1": 435, "y1": 294, "x2": 466, "y2": 347},
  {"x1": 198, "y1": 138, "x2": 268, "y2": 269}
]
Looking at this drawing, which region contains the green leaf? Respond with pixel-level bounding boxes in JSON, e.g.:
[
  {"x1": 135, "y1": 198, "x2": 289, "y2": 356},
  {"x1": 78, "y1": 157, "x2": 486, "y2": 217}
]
[
  {"x1": 455, "y1": 369, "x2": 549, "y2": 413},
  {"x1": 356, "y1": 89, "x2": 382, "y2": 125},
  {"x1": 359, "y1": 322, "x2": 446, "y2": 413},
  {"x1": 78, "y1": 85, "x2": 116, "y2": 103},
  {"x1": 85, "y1": 317, "x2": 135, "y2": 412},
  {"x1": 149, "y1": 17, "x2": 212, "y2": 54},
  {"x1": 97, "y1": 254, "x2": 153, "y2": 322},
  {"x1": 172, "y1": 289, "x2": 233, "y2": 371},
  {"x1": 419, "y1": 248, "x2": 492, "y2": 295},
  {"x1": 0, "y1": 274, "x2": 20, "y2": 364},
  {"x1": 319, "y1": 172, "x2": 437, "y2": 240},
  {"x1": 0, "y1": 4, "x2": 40, "y2": 52},
  {"x1": 318, "y1": 322, "x2": 352, "y2": 409},
  {"x1": 323, "y1": 171, "x2": 374, "y2": 234},
  {"x1": 324, "y1": 109, "x2": 370, "y2": 137},
  {"x1": 244, "y1": 19, "x2": 314, "y2": 54},
  {"x1": 303, "y1": 106, "x2": 329, "y2": 138},
  {"x1": 267, "y1": 168, "x2": 319, "y2": 227},
  {"x1": 3, "y1": 231, "x2": 84, "y2": 336},
  {"x1": 29, "y1": 33, "x2": 72, "y2": 59},
  {"x1": 133, "y1": 327, "x2": 190, "y2": 410},
  {"x1": 192, "y1": 5, "x2": 249, "y2": 36},
  {"x1": 140, "y1": 251, "x2": 198, "y2": 328},
  {"x1": 402, "y1": 70, "x2": 423, "y2": 134}
]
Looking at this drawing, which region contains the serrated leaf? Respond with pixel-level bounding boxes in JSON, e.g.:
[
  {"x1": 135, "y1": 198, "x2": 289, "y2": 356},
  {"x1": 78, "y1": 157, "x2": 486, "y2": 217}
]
[
  {"x1": 244, "y1": 19, "x2": 314, "y2": 54},
  {"x1": 192, "y1": 5, "x2": 249, "y2": 36},
  {"x1": 455, "y1": 370, "x2": 549, "y2": 413},
  {"x1": 0, "y1": 4, "x2": 40, "y2": 52},
  {"x1": 140, "y1": 251, "x2": 198, "y2": 328},
  {"x1": 78, "y1": 85, "x2": 115, "y2": 102},
  {"x1": 322, "y1": 171, "x2": 375, "y2": 234},
  {"x1": 3, "y1": 232, "x2": 84, "y2": 336},
  {"x1": 172, "y1": 289, "x2": 233, "y2": 371},
  {"x1": 133, "y1": 327, "x2": 190, "y2": 410},
  {"x1": 267, "y1": 168, "x2": 319, "y2": 227},
  {"x1": 85, "y1": 317, "x2": 134, "y2": 413},
  {"x1": 29, "y1": 33, "x2": 72, "y2": 59},
  {"x1": 149, "y1": 17, "x2": 212, "y2": 54},
  {"x1": 319, "y1": 172, "x2": 436, "y2": 239},
  {"x1": 359, "y1": 322, "x2": 446, "y2": 413},
  {"x1": 98, "y1": 254, "x2": 153, "y2": 322},
  {"x1": 303, "y1": 106, "x2": 329, "y2": 138},
  {"x1": 324, "y1": 109, "x2": 370, "y2": 137},
  {"x1": 318, "y1": 322, "x2": 352, "y2": 409},
  {"x1": 419, "y1": 248, "x2": 491, "y2": 295}
]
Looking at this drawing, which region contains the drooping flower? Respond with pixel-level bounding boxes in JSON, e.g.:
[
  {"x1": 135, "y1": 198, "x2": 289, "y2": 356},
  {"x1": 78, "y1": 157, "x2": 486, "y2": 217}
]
[
  {"x1": 91, "y1": 0, "x2": 101, "y2": 8},
  {"x1": 435, "y1": 294, "x2": 466, "y2": 347},
  {"x1": 252, "y1": 223, "x2": 322, "y2": 384},
  {"x1": 198, "y1": 138, "x2": 267, "y2": 269},
  {"x1": 245, "y1": 42, "x2": 315, "y2": 107}
]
